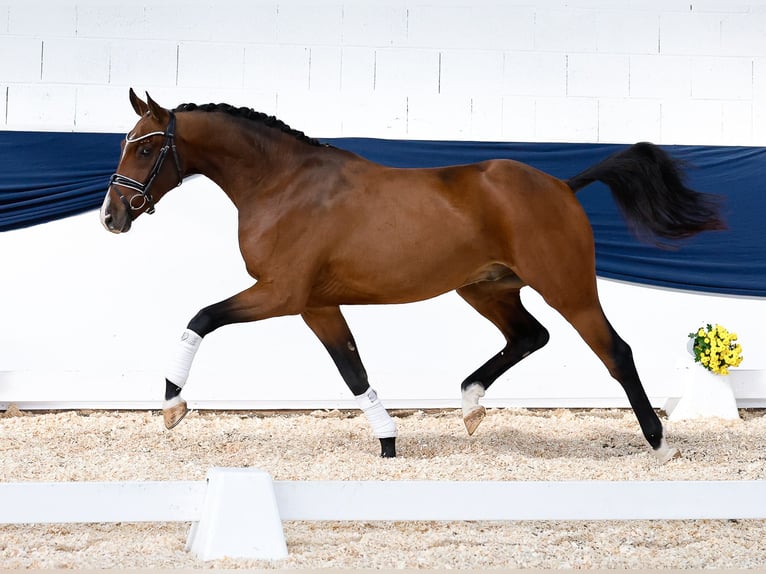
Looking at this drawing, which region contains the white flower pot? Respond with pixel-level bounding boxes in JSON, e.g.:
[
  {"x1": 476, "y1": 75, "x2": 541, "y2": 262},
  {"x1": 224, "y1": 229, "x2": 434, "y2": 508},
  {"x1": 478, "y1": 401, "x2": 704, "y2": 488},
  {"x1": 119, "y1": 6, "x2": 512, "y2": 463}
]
[{"x1": 668, "y1": 366, "x2": 740, "y2": 421}]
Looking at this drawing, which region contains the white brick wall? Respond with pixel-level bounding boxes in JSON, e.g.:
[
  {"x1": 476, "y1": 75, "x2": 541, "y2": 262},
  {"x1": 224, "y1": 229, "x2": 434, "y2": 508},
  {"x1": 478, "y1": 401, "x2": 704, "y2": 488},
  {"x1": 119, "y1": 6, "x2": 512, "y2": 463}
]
[{"x1": 1, "y1": 0, "x2": 765, "y2": 143}]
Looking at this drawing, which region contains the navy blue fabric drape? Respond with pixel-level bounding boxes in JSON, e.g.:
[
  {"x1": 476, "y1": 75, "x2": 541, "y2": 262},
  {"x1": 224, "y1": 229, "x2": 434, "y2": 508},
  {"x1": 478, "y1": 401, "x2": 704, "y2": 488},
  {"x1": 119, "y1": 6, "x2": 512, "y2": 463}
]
[{"x1": 1, "y1": 131, "x2": 763, "y2": 296}]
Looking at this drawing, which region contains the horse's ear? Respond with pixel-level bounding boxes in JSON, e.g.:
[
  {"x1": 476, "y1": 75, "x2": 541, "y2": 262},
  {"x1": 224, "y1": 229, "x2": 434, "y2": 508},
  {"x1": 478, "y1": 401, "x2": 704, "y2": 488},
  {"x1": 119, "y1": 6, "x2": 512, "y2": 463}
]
[
  {"x1": 129, "y1": 88, "x2": 148, "y2": 117},
  {"x1": 145, "y1": 92, "x2": 169, "y2": 122}
]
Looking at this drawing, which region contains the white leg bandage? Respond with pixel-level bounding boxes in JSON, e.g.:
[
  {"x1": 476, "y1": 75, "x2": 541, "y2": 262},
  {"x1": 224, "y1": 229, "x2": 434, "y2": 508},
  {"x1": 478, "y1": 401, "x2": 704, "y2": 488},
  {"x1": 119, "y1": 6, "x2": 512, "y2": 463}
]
[
  {"x1": 355, "y1": 388, "x2": 397, "y2": 439},
  {"x1": 461, "y1": 383, "x2": 485, "y2": 417},
  {"x1": 166, "y1": 329, "x2": 202, "y2": 389}
]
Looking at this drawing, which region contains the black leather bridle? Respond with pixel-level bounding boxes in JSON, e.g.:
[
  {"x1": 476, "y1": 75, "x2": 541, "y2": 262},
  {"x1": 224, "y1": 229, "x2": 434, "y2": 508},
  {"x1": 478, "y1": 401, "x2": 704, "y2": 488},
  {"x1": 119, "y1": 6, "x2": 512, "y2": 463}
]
[{"x1": 109, "y1": 112, "x2": 183, "y2": 216}]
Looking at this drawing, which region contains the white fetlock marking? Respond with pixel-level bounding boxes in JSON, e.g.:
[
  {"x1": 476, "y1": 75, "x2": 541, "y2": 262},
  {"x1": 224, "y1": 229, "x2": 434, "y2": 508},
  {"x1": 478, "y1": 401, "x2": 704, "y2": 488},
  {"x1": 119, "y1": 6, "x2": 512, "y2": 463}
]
[
  {"x1": 653, "y1": 437, "x2": 680, "y2": 463},
  {"x1": 461, "y1": 383, "x2": 485, "y2": 418},
  {"x1": 166, "y1": 329, "x2": 202, "y2": 388},
  {"x1": 163, "y1": 395, "x2": 185, "y2": 410},
  {"x1": 355, "y1": 388, "x2": 397, "y2": 439}
]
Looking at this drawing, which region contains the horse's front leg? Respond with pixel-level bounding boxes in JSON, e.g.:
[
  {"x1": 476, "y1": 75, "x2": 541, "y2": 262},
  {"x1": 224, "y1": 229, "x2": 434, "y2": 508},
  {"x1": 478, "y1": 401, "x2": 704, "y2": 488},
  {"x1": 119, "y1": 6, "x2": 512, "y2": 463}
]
[
  {"x1": 163, "y1": 283, "x2": 298, "y2": 429},
  {"x1": 302, "y1": 306, "x2": 397, "y2": 457}
]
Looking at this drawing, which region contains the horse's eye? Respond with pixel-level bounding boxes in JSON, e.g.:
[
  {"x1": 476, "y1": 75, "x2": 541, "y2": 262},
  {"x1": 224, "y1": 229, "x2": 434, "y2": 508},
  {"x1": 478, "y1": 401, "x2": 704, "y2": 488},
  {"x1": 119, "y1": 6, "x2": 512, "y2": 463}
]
[{"x1": 139, "y1": 147, "x2": 152, "y2": 157}]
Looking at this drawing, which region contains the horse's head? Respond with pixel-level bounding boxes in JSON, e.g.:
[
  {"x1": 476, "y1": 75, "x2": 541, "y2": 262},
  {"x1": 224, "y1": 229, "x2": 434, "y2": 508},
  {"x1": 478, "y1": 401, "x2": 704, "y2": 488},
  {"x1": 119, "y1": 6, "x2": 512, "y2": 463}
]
[{"x1": 101, "y1": 89, "x2": 183, "y2": 233}]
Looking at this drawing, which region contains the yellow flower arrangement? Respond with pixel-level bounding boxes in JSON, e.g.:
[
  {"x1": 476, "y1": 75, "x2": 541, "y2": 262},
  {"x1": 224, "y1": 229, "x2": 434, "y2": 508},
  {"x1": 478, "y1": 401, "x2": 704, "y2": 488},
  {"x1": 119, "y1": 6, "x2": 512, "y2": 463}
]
[{"x1": 688, "y1": 323, "x2": 744, "y2": 375}]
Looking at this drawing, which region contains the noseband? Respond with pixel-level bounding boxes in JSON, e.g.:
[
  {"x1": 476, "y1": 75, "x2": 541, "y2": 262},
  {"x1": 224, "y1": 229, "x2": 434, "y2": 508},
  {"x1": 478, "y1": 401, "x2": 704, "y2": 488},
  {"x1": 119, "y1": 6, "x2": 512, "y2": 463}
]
[{"x1": 109, "y1": 112, "x2": 183, "y2": 216}]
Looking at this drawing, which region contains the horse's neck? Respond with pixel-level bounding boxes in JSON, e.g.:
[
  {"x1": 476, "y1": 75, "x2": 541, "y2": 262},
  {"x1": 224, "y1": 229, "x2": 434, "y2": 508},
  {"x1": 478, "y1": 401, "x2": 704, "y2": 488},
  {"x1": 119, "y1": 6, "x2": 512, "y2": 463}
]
[{"x1": 183, "y1": 115, "x2": 311, "y2": 205}]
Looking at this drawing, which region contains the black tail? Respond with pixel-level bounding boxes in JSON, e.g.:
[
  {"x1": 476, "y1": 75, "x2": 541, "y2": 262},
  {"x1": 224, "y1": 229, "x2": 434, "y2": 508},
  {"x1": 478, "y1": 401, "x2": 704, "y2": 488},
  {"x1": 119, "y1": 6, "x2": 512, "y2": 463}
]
[{"x1": 565, "y1": 142, "x2": 726, "y2": 245}]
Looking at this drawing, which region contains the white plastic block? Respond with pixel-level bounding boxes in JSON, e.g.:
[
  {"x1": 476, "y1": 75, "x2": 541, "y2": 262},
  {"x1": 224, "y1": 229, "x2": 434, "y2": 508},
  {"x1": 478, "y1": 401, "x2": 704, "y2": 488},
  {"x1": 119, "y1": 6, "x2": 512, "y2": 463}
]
[
  {"x1": 535, "y1": 97, "x2": 598, "y2": 143},
  {"x1": 660, "y1": 12, "x2": 722, "y2": 56},
  {"x1": 567, "y1": 54, "x2": 629, "y2": 98},
  {"x1": 629, "y1": 55, "x2": 691, "y2": 98},
  {"x1": 186, "y1": 468, "x2": 287, "y2": 561},
  {"x1": 503, "y1": 52, "x2": 566, "y2": 97},
  {"x1": 342, "y1": 4, "x2": 407, "y2": 47},
  {"x1": 6, "y1": 85, "x2": 76, "y2": 129},
  {"x1": 596, "y1": 11, "x2": 659, "y2": 54},
  {"x1": 42, "y1": 38, "x2": 110, "y2": 85},
  {"x1": 109, "y1": 40, "x2": 178, "y2": 87},
  {"x1": 177, "y1": 42, "x2": 244, "y2": 89},
  {"x1": 534, "y1": 10, "x2": 599, "y2": 53},
  {"x1": 407, "y1": 4, "x2": 533, "y2": 50},
  {"x1": 277, "y1": 2, "x2": 342, "y2": 46},
  {"x1": 309, "y1": 46, "x2": 342, "y2": 92},
  {"x1": 374, "y1": 48, "x2": 439, "y2": 95},
  {"x1": 244, "y1": 45, "x2": 310, "y2": 91},
  {"x1": 691, "y1": 56, "x2": 752, "y2": 100},
  {"x1": 439, "y1": 50, "x2": 504, "y2": 96},
  {"x1": 598, "y1": 99, "x2": 661, "y2": 144},
  {"x1": 0, "y1": 37, "x2": 41, "y2": 82}
]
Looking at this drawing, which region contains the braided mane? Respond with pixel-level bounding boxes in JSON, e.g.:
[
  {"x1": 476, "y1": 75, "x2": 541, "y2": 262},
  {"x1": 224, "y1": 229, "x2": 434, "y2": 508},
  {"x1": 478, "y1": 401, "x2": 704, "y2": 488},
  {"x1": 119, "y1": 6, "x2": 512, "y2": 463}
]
[{"x1": 173, "y1": 102, "x2": 324, "y2": 147}]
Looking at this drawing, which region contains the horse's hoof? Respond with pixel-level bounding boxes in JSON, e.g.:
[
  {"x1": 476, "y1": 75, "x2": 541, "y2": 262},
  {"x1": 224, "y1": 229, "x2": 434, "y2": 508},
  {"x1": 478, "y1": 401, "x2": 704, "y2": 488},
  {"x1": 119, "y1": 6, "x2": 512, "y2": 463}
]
[
  {"x1": 653, "y1": 438, "x2": 681, "y2": 464},
  {"x1": 463, "y1": 406, "x2": 486, "y2": 436},
  {"x1": 163, "y1": 400, "x2": 188, "y2": 430},
  {"x1": 380, "y1": 437, "x2": 396, "y2": 458}
]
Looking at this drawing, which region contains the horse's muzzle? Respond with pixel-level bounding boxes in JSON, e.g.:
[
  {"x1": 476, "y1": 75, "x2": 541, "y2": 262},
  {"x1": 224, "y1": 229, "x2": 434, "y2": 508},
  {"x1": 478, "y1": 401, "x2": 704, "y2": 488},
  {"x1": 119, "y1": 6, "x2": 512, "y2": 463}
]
[{"x1": 100, "y1": 193, "x2": 132, "y2": 234}]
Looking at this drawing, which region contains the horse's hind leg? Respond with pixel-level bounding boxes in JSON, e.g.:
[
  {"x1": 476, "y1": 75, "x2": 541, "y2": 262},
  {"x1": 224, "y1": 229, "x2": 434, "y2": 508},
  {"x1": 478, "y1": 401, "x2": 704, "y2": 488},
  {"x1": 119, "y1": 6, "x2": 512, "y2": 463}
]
[
  {"x1": 302, "y1": 306, "x2": 397, "y2": 457},
  {"x1": 542, "y1": 291, "x2": 680, "y2": 463},
  {"x1": 456, "y1": 282, "x2": 549, "y2": 435}
]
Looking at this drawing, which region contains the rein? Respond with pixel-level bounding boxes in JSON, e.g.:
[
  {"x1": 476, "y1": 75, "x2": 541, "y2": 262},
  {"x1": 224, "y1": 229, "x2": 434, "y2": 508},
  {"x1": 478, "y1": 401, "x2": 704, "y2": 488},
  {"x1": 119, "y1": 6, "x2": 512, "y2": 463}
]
[{"x1": 109, "y1": 112, "x2": 183, "y2": 217}]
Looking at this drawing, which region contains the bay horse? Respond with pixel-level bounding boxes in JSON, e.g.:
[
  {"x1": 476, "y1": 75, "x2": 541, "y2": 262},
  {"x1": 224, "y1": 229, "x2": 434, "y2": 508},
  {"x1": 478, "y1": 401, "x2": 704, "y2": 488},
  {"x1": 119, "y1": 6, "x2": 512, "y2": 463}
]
[{"x1": 101, "y1": 89, "x2": 724, "y2": 463}]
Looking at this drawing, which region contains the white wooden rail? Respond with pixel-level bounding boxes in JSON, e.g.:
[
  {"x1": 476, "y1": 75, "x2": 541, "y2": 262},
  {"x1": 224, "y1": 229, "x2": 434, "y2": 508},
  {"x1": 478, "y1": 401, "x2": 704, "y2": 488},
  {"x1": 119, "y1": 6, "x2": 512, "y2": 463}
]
[{"x1": 2, "y1": 468, "x2": 766, "y2": 560}]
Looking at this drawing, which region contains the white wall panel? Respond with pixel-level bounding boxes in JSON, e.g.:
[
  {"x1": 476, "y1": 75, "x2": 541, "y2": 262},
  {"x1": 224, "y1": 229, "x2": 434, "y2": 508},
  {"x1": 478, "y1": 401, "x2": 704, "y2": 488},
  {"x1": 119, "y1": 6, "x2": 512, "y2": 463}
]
[
  {"x1": 109, "y1": 41, "x2": 178, "y2": 88},
  {"x1": 534, "y1": 97, "x2": 598, "y2": 142},
  {"x1": 500, "y1": 96, "x2": 536, "y2": 142},
  {"x1": 75, "y1": 4, "x2": 147, "y2": 39},
  {"x1": 407, "y1": 94, "x2": 471, "y2": 140},
  {"x1": 533, "y1": 10, "x2": 599, "y2": 53},
  {"x1": 503, "y1": 52, "x2": 566, "y2": 97},
  {"x1": 407, "y1": 5, "x2": 534, "y2": 51},
  {"x1": 341, "y1": 4, "x2": 407, "y2": 48},
  {"x1": 439, "y1": 50, "x2": 504, "y2": 96},
  {"x1": 277, "y1": 2, "x2": 343, "y2": 46},
  {"x1": 659, "y1": 12, "x2": 722, "y2": 56},
  {"x1": 720, "y1": 13, "x2": 766, "y2": 57},
  {"x1": 42, "y1": 38, "x2": 110, "y2": 85},
  {"x1": 339, "y1": 47, "x2": 375, "y2": 92},
  {"x1": 177, "y1": 42, "x2": 244, "y2": 89},
  {"x1": 597, "y1": 99, "x2": 661, "y2": 144},
  {"x1": 374, "y1": 48, "x2": 439, "y2": 95},
  {"x1": 0, "y1": 37, "x2": 40, "y2": 82},
  {"x1": 243, "y1": 45, "x2": 310, "y2": 91},
  {"x1": 595, "y1": 11, "x2": 659, "y2": 54},
  {"x1": 660, "y1": 99, "x2": 722, "y2": 145},
  {"x1": 6, "y1": 84, "x2": 76, "y2": 129},
  {"x1": 1, "y1": 0, "x2": 765, "y2": 409},
  {"x1": 8, "y1": 3, "x2": 75, "y2": 36},
  {"x1": 690, "y1": 57, "x2": 752, "y2": 100},
  {"x1": 567, "y1": 54, "x2": 630, "y2": 98},
  {"x1": 629, "y1": 55, "x2": 691, "y2": 98},
  {"x1": 308, "y1": 46, "x2": 342, "y2": 92}
]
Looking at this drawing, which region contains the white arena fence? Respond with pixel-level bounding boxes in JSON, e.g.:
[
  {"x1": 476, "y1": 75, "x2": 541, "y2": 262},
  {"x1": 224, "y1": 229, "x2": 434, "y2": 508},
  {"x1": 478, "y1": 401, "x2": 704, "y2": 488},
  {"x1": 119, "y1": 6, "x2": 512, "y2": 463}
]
[{"x1": 2, "y1": 467, "x2": 766, "y2": 561}]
